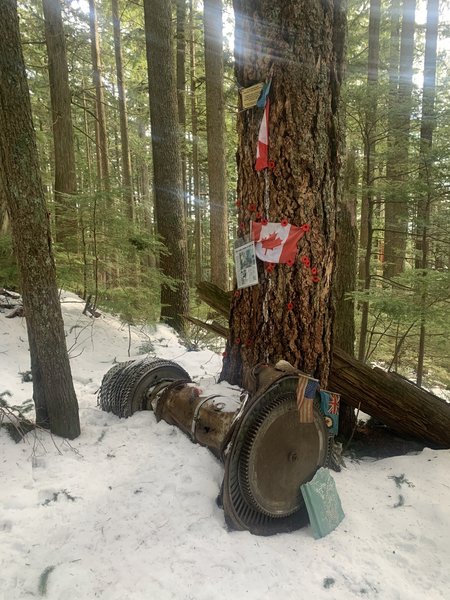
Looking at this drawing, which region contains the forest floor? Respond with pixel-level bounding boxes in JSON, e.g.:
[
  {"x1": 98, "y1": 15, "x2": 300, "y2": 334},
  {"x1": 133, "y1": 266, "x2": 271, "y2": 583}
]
[{"x1": 0, "y1": 291, "x2": 449, "y2": 600}]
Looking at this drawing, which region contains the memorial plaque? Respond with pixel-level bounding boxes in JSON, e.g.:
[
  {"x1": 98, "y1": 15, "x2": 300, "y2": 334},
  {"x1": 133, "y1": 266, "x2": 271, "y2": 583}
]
[{"x1": 300, "y1": 467, "x2": 344, "y2": 539}]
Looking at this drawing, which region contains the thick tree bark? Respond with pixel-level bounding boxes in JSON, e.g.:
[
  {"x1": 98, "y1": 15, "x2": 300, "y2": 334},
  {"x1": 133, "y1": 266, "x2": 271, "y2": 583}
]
[
  {"x1": 111, "y1": 0, "x2": 134, "y2": 221},
  {"x1": 42, "y1": 0, "x2": 78, "y2": 252},
  {"x1": 144, "y1": 0, "x2": 189, "y2": 333},
  {"x1": 384, "y1": 0, "x2": 416, "y2": 279},
  {"x1": 204, "y1": 0, "x2": 229, "y2": 290},
  {"x1": 221, "y1": 0, "x2": 345, "y2": 389},
  {"x1": 0, "y1": 0, "x2": 80, "y2": 439}
]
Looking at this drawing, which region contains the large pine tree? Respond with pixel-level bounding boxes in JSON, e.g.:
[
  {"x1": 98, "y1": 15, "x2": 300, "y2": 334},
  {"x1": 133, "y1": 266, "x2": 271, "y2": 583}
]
[{"x1": 221, "y1": 0, "x2": 346, "y2": 389}]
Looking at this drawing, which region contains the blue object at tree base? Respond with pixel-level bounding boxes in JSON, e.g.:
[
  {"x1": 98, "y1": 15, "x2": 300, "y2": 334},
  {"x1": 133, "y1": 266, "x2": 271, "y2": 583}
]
[{"x1": 300, "y1": 467, "x2": 345, "y2": 539}]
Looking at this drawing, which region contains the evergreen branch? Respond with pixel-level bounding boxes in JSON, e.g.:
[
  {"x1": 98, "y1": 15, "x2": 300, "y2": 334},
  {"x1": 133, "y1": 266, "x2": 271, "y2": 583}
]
[{"x1": 72, "y1": 123, "x2": 98, "y2": 146}]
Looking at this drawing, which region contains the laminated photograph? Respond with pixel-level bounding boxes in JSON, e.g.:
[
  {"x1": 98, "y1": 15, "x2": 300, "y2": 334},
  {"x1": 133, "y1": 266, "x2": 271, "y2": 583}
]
[{"x1": 234, "y1": 241, "x2": 258, "y2": 289}]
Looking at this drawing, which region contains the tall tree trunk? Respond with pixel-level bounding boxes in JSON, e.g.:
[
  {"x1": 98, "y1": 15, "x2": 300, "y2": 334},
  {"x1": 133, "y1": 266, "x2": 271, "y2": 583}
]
[
  {"x1": 334, "y1": 148, "x2": 358, "y2": 437},
  {"x1": 81, "y1": 79, "x2": 94, "y2": 297},
  {"x1": 143, "y1": 0, "x2": 189, "y2": 333},
  {"x1": 335, "y1": 148, "x2": 358, "y2": 356},
  {"x1": 0, "y1": 0, "x2": 80, "y2": 439},
  {"x1": 112, "y1": 0, "x2": 133, "y2": 221},
  {"x1": 189, "y1": 0, "x2": 202, "y2": 283},
  {"x1": 358, "y1": 0, "x2": 381, "y2": 361},
  {"x1": 204, "y1": 0, "x2": 229, "y2": 290},
  {"x1": 357, "y1": 0, "x2": 380, "y2": 287},
  {"x1": 42, "y1": 0, "x2": 78, "y2": 253},
  {"x1": 416, "y1": 0, "x2": 439, "y2": 386},
  {"x1": 221, "y1": 0, "x2": 345, "y2": 389},
  {"x1": 88, "y1": 0, "x2": 110, "y2": 190},
  {"x1": 137, "y1": 117, "x2": 156, "y2": 269},
  {"x1": 177, "y1": 0, "x2": 188, "y2": 211},
  {"x1": 384, "y1": 0, "x2": 416, "y2": 279}
]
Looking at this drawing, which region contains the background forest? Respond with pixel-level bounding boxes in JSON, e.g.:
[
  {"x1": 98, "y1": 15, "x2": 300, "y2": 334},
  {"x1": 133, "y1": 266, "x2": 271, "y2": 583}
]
[{"x1": 1, "y1": 0, "x2": 449, "y2": 391}]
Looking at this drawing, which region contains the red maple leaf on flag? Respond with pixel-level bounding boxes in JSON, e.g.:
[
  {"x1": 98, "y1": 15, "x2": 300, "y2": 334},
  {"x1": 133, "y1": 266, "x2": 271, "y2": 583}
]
[{"x1": 261, "y1": 232, "x2": 283, "y2": 254}]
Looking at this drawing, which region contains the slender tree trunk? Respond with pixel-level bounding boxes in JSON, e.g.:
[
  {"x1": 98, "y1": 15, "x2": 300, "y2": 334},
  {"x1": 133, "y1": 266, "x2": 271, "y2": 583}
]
[
  {"x1": 0, "y1": 0, "x2": 80, "y2": 439},
  {"x1": 335, "y1": 149, "x2": 358, "y2": 356},
  {"x1": 88, "y1": 0, "x2": 110, "y2": 190},
  {"x1": 383, "y1": 0, "x2": 401, "y2": 280},
  {"x1": 0, "y1": 195, "x2": 9, "y2": 234},
  {"x1": 137, "y1": 119, "x2": 151, "y2": 220},
  {"x1": 177, "y1": 0, "x2": 188, "y2": 212},
  {"x1": 189, "y1": 0, "x2": 202, "y2": 283},
  {"x1": 82, "y1": 78, "x2": 94, "y2": 194},
  {"x1": 221, "y1": 0, "x2": 345, "y2": 389},
  {"x1": 137, "y1": 118, "x2": 156, "y2": 269},
  {"x1": 42, "y1": 0, "x2": 78, "y2": 253},
  {"x1": 358, "y1": 0, "x2": 380, "y2": 287},
  {"x1": 143, "y1": 0, "x2": 189, "y2": 333},
  {"x1": 204, "y1": 0, "x2": 229, "y2": 290},
  {"x1": 111, "y1": 0, "x2": 134, "y2": 223},
  {"x1": 111, "y1": 0, "x2": 133, "y2": 221},
  {"x1": 81, "y1": 79, "x2": 94, "y2": 296},
  {"x1": 416, "y1": 0, "x2": 438, "y2": 386},
  {"x1": 334, "y1": 148, "x2": 358, "y2": 437},
  {"x1": 358, "y1": 0, "x2": 381, "y2": 361},
  {"x1": 384, "y1": 0, "x2": 416, "y2": 279}
]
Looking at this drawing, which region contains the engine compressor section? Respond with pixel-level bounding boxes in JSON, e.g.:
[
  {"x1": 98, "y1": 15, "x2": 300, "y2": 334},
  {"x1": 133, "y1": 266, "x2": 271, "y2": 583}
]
[{"x1": 98, "y1": 357, "x2": 340, "y2": 535}]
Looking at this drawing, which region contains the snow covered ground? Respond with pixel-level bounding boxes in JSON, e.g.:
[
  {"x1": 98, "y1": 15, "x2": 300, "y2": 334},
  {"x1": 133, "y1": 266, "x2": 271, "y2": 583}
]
[{"x1": 1, "y1": 292, "x2": 449, "y2": 600}]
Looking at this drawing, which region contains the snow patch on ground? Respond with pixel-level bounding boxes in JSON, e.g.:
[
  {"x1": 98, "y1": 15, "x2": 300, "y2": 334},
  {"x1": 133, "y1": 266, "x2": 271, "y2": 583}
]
[{"x1": 1, "y1": 292, "x2": 449, "y2": 599}]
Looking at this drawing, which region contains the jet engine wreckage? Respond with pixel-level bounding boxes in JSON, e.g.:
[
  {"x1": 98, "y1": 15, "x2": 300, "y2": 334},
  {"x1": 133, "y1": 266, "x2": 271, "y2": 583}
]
[{"x1": 98, "y1": 357, "x2": 340, "y2": 535}]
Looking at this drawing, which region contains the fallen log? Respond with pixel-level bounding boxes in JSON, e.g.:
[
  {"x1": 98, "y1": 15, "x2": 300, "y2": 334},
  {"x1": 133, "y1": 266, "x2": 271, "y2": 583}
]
[
  {"x1": 196, "y1": 281, "x2": 233, "y2": 319},
  {"x1": 195, "y1": 281, "x2": 450, "y2": 448},
  {"x1": 0, "y1": 289, "x2": 23, "y2": 317},
  {"x1": 196, "y1": 281, "x2": 232, "y2": 318},
  {"x1": 5, "y1": 305, "x2": 24, "y2": 318},
  {"x1": 183, "y1": 314, "x2": 228, "y2": 338},
  {"x1": 328, "y1": 349, "x2": 450, "y2": 448}
]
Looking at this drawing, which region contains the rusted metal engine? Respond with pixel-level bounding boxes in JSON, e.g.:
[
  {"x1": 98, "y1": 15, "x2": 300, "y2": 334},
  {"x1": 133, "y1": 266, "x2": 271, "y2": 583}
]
[{"x1": 98, "y1": 357, "x2": 339, "y2": 535}]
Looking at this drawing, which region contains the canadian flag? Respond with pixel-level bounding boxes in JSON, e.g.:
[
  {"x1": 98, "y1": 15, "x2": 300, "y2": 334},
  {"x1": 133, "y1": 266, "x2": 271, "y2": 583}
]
[
  {"x1": 255, "y1": 99, "x2": 269, "y2": 171},
  {"x1": 251, "y1": 221, "x2": 306, "y2": 264}
]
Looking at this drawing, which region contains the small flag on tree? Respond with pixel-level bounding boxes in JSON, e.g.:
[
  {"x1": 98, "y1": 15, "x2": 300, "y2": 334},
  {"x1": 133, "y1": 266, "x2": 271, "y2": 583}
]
[
  {"x1": 256, "y1": 79, "x2": 272, "y2": 108},
  {"x1": 255, "y1": 99, "x2": 269, "y2": 171},
  {"x1": 296, "y1": 374, "x2": 319, "y2": 423},
  {"x1": 251, "y1": 221, "x2": 306, "y2": 264}
]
